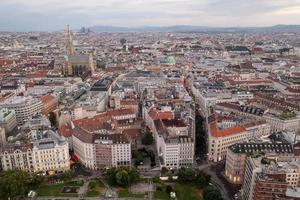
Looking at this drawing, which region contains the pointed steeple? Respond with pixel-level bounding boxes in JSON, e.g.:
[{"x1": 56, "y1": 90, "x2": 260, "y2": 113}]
[{"x1": 66, "y1": 24, "x2": 75, "y2": 56}]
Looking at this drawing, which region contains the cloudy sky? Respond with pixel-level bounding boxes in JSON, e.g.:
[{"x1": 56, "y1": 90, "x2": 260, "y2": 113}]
[{"x1": 1, "y1": 0, "x2": 300, "y2": 31}]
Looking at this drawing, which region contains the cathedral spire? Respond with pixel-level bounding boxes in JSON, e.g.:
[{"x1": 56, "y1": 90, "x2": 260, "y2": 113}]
[{"x1": 66, "y1": 24, "x2": 75, "y2": 56}]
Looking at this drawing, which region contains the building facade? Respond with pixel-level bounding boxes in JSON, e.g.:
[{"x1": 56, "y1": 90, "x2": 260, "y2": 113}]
[
  {"x1": 72, "y1": 127, "x2": 131, "y2": 169},
  {"x1": 0, "y1": 96, "x2": 43, "y2": 125},
  {"x1": 0, "y1": 131, "x2": 70, "y2": 172},
  {"x1": 0, "y1": 108, "x2": 17, "y2": 133}
]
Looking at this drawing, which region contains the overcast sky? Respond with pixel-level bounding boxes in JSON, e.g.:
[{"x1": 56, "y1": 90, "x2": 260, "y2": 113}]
[{"x1": 1, "y1": 0, "x2": 300, "y2": 31}]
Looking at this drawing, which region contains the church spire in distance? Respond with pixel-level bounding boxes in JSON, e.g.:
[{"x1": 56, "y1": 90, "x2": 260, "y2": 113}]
[{"x1": 66, "y1": 24, "x2": 75, "y2": 56}]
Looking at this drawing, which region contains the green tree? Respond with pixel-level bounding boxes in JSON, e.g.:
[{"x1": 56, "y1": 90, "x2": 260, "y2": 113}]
[
  {"x1": 177, "y1": 167, "x2": 196, "y2": 183},
  {"x1": 133, "y1": 150, "x2": 144, "y2": 165},
  {"x1": 106, "y1": 167, "x2": 140, "y2": 188},
  {"x1": 142, "y1": 132, "x2": 154, "y2": 145},
  {"x1": 48, "y1": 111, "x2": 57, "y2": 127},
  {"x1": 116, "y1": 170, "x2": 129, "y2": 187},
  {"x1": 128, "y1": 167, "x2": 140, "y2": 184},
  {"x1": 203, "y1": 186, "x2": 222, "y2": 200},
  {"x1": 106, "y1": 168, "x2": 117, "y2": 186},
  {"x1": 29, "y1": 173, "x2": 45, "y2": 189},
  {"x1": 196, "y1": 171, "x2": 211, "y2": 189},
  {"x1": 0, "y1": 170, "x2": 30, "y2": 199}
]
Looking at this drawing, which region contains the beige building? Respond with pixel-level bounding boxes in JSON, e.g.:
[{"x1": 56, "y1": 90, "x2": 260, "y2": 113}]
[
  {"x1": 0, "y1": 144, "x2": 33, "y2": 172},
  {"x1": 208, "y1": 120, "x2": 247, "y2": 162},
  {"x1": 0, "y1": 131, "x2": 70, "y2": 172},
  {"x1": 32, "y1": 131, "x2": 70, "y2": 172},
  {"x1": 264, "y1": 113, "x2": 300, "y2": 133}
]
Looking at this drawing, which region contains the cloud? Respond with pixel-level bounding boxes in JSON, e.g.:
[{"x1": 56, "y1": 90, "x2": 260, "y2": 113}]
[{"x1": 0, "y1": 0, "x2": 300, "y2": 31}]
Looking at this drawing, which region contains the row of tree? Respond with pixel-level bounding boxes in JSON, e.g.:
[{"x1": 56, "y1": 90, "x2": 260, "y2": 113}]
[{"x1": 106, "y1": 167, "x2": 140, "y2": 187}]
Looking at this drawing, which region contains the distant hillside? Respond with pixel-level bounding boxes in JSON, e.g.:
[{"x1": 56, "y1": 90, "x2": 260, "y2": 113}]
[{"x1": 88, "y1": 25, "x2": 300, "y2": 33}]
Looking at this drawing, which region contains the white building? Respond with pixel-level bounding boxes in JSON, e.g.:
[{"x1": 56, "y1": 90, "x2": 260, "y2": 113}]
[
  {"x1": 153, "y1": 119, "x2": 194, "y2": 169},
  {"x1": 191, "y1": 83, "x2": 253, "y2": 116},
  {"x1": 0, "y1": 96, "x2": 43, "y2": 125},
  {"x1": 0, "y1": 131, "x2": 70, "y2": 172}
]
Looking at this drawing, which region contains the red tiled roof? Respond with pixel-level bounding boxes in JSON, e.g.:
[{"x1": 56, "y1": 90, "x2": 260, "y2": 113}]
[
  {"x1": 120, "y1": 99, "x2": 138, "y2": 106},
  {"x1": 73, "y1": 108, "x2": 135, "y2": 130},
  {"x1": 58, "y1": 125, "x2": 72, "y2": 137},
  {"x1": 209, "y1": 121, "x2": 245, "y2": 137},
  {"x1": 122, "y1": 128, "x2": 142, "y2": 140},
  {"x1": 40, "y1": 94, "x2": 57, "y2": 103},
  {"x1": 148, "y1": 107, "x2": 173, "y2": 120}
]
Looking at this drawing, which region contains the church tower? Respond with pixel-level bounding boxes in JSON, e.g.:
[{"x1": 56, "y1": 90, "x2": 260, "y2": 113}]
[{"x1": 66, "y1": 25, "x2": 75, "y2": 56}]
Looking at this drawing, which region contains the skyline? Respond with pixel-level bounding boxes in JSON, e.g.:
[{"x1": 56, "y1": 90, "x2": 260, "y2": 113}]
[{"x1": 1, "y1": 0, "x2": 300, "y2": 31}]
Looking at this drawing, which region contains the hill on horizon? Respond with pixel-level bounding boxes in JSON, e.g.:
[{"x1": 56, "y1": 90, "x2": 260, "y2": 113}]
[{"x1": 87, "y1": 24, "x2": 300, "y2": 33}]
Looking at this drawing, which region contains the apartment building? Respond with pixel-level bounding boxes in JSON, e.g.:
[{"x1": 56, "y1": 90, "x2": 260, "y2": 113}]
[
  {"x1": 0, "y1": 144, "x2": 33, "y2": 172},
  {"x1": 72, "y1": 127, "x2": 131, "y2": 169},
  {"x1": 154, "y1": 119, "x2": 194, "y2": 169},
  {"x1": 242, "y1": 156, "x2": 300, "y2": 200},
  {"x1": 31, "y1": 131, "x2": 70, "y2": 172},
  {"x1": 225, "y1": 142, "x2": 294, "y2": 184},
  {"x1": 0, "y1": 131, "x2": 70, "y2": 172},
  {"x1": 191, "y1": 82, "x2": 253, "y2": 116}
]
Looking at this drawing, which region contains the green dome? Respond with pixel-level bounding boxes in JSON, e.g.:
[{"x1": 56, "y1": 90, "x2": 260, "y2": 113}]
[{"x1": 161, "y1": 56, "x2": 176, "y2": 64}]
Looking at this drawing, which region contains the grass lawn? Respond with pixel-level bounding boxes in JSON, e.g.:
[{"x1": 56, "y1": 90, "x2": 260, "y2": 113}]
[
  {"x1": 118, "y1": 188, "x2": 145, "y2": 198},
  {"x1": 37, "y1": 183, "x2": 65, "y2": 196},
  {"x1": 174, "y1": 183, "x2": 203, "y2": 200},
  {"x1": 37, "y1": 180, "x2": 83, "y2": 197},
  {"x1": 86, "y1": 179, "x2": 105, "y2": 197},
  {"x1": 154, "y1": 189, "x2": 170, "y2": 200},
  {"x1": 154, "y1": 182, "x2": 203, "y2": 200}
]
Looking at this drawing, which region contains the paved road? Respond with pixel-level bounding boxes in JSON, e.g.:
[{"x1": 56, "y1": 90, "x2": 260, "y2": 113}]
[{"x1": 78, "y1": 179, "x2": 90, "y2": 198}]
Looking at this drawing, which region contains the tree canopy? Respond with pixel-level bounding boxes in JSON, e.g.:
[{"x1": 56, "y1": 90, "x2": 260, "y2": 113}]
[
  {"x1": 177, "y1": 167, "x2": 211, "y2": 189},
  {"x1": 142, "y1": 132, "x2": 154, "y2": 145},
  {"x1": 0, "y1": 170, "x2": 30, "y2": 199},
  {"x1": 203, "y1": 186, "x2": 223, "y2": 200},
  {"x1": 106, "y1": 167, "x2": 140, "y2": 188}
]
